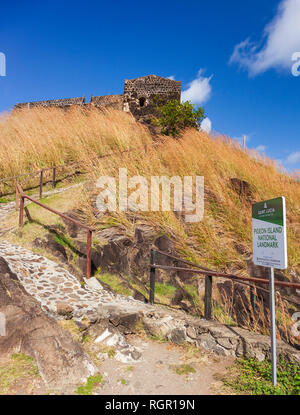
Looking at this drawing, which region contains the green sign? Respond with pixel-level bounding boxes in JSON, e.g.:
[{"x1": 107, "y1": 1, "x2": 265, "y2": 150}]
[{"x1": 252, "y1": 197, "x2": 287, "y2": 269}]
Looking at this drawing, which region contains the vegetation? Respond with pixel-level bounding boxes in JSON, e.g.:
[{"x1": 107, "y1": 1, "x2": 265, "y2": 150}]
[
  {"x1": 76, "y1": 374, "x2": 103, "y2": 395},
  {"x1": 154, "y1": 282, "x2": 177, "y2": 298},
  {"x1": 0, "y1": 353, "x2": 40, "y2": 394},
  {"x1": 0, "y1": 107, "x2": 150, "y2": 194},
  {"x1": 154, "y1": 99, "x2": 205, "y2": 137},
  {"x1": 1, "y1": 107, "x2": 300, "y2": 342},
  {"x1": 225, "y1": 358, "x2": 300, "y2": 395},
  {"x1": 173, "y1": 364, "x2": 196, "y2": 376},
  {"x1": 96, "y1": 271, "x2": 132, "y2": 296}
]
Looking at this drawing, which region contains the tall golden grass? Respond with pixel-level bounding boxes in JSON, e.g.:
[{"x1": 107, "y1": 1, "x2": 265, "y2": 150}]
[
  {"x1": 75, "y1": 111, "x2": 300, "y2": 277},
  {"x1": 1, "y1": 106, "x2": 299, "y2": 342},
  {"x1": 0, "y1": 106, "x2": 150, "y2": 178},
  {"x1": 1, "y1": 106, "x2": 299, "y2": 277}
]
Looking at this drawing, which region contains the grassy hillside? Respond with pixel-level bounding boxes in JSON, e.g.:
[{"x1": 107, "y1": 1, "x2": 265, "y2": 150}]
[
  {"x1": 1, "y1": 107, "x2": 299, "y2": 344},
  {"x1": 1, "y1": 107, "x2": 299, "y2": 275}
]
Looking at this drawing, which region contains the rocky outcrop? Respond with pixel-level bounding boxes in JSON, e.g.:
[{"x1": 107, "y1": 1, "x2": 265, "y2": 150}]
[
  {"x1": 0, "y1": 257, "x2": 96, "y2": 391},
  {"x1": 1, "y1": 245, "x2": 299, "y2": 369},
  {"x1": 140, "y1": 308, "x2": 300, "y2": 364},
  {"x1": 230, "y1": 178, "x2": 253, "y2": 200}
]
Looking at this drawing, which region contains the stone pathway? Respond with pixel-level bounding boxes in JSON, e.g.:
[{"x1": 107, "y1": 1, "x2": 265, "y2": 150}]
[
  {"x1": 0, "y1": 241, "x2": 152, "y2": 320},
  {"x1": 0, "y1": 185, "x2": 153, "y2": 321},
  {"x1": 0, "y1": 201, "x2": 16, "y2": 236}
]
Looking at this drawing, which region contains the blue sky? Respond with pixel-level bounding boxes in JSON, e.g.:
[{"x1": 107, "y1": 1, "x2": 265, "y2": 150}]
[{"x1": 0, "y1": 0, "x2": 300, "y2": 171}]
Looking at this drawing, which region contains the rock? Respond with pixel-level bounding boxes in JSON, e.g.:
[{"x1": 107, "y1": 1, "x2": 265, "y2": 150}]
[
  {"x1": 0, "y1": 257, "x2": 96, "y2": 390},
  {"x1": 133, "y1": 289, "x2": 148, "y2": 303},
  {"x1": 56, "y1": 301, "x2": 74, "y2": 316},
  {"x1": 84, "y1": 276, "x2": 103, "y2": 292},
  {"x1": 33, "y1": 234, "x2": 68, "y2": 263},
  {"x1": 230, "y1": 178, "x2": 252, "y2": 199},
  {"x1": 109, "y1": 311, "x2": 142, "y2": 334},
  {"x1": 154, "y1": 234, "x2": 173, "y2": 253},
  {"x1": 171, "y1": 289, "x2": 183, "y2": 306},
  {"x1": 168, "y1": 328, "x2": 185, "y2": 344},
  {"x1": 198, "y1": 333, "x2": 226, "y2": 355},
  {"x1": 61, "y1": 212, "x2": 80, "y2": 238}
]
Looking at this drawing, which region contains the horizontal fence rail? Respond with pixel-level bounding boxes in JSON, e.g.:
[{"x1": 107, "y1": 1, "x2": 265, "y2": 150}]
[
  {"x1": 17, "y1": 184, "x2": 94, "y2": 278},
  {"x1": 149, "y1": 249, "x2": 300, "y2": 320},
  {"x1": 0, "y1": 148, "x2": 136, "y2": 198}
]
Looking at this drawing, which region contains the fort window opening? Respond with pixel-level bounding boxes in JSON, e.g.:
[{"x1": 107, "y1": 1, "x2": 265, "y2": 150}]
[{"x1": 139, "y1": 97, "x2": 146, "y2": 107}]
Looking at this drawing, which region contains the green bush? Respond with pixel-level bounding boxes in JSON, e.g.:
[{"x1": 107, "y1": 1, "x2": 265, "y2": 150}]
[
  {"x1": 226, "y1": 358, "x2": 300, "y2": 395},
  {"x1": 154, "y1": 99, "x2": 206, "y2": 137}
]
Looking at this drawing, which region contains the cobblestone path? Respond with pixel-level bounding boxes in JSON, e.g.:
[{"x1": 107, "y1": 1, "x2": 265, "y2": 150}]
[
  {"x1": 0, "y1": 241, "x2": 151, "y2": 319},
  {"x1": 0, "y1": 185, "x2": 152, "y2": 320}
]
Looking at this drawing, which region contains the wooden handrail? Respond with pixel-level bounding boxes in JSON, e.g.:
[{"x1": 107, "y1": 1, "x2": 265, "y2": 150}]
[
  {"x1": 17, "y1": 184, "x2": 94, "y2": 278},
  {"x1": 149, "y1": 249, "x2": 300, "y2": 319},
  {"x1": 148, "y1": 263, "x2": 300, "y2": 289}
]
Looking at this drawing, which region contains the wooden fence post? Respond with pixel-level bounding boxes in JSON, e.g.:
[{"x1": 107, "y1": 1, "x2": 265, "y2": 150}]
[
  {"x1": 19, "y1": 196, "x2": 24, "y2": 227},
  {"x1": 149, "y1": 249, "x2": 156, "y2": 304},
  {"x1": 250, "y1": 283, "x2": 257, "y2": 317},
  {"x1": 15, "y1": 183, "x2": 19, "y2": 211},
  {"x1": 204, "y1": 275, "x2": 213, "y2": 320},
  {"x1": 86, "y1": 230, "x2": 92, "y2": 279},
  {"x1": 39, "y1": 170, "x2": 44, "y2": 199},
  {"x1": 52, "y1": 168, "x2": 56, "y2": 188}
]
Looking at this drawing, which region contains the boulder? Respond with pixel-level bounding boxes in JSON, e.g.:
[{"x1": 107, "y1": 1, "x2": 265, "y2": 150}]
[{"x1": 0, "y1": 257, "x2": 96, "y2": 391}]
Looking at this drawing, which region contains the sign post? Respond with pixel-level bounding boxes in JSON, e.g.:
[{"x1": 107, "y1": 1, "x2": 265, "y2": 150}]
[{"x1": 252, "y1": 196, "x2": 287, "y2": 387}]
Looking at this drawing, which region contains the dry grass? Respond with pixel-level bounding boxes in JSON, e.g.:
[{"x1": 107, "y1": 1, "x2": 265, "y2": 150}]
[
  {"x1": 71, "y1": 111, "x2": 300, "y2": 275},
  {"x1": 1, "y1": 106, "x2": 299, "y2": 273},
  {"x1": 0, "y1": 106, "x2": 150, "y2": 180},
  {"x1": 1, "y1": 107, "x2": 299, "y2": 342}
]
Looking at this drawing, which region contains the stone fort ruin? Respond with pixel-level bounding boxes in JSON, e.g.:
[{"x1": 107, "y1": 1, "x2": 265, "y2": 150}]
[{"x1": 14, "y1": 75, "x2": 181, "y2": 120}]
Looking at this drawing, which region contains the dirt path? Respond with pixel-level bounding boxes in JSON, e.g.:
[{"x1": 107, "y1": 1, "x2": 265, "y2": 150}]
[
  {"x1": 0, "y1": 335, "x2": 235, "y2": 395},
  {"x1": 87, "y1": 336, "x2": 235, "y2": 395}
]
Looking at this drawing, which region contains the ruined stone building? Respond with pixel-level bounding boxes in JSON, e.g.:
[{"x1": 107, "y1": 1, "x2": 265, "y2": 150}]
[{"x1": 14, "y1": 75, "x2": 181, "y2": 119}]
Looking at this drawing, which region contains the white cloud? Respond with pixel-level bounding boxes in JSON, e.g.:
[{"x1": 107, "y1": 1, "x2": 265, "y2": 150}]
[
  {"x1": 181, "y1": 69, "x2": 213, "y2": 104},
  {"x1": 286, "y1": 151, "x2": 300, "y2": 164},
  {"x1": 200, "y1": 117, "x2": 212, "y2": 133},
  {"x1": 167, "y1": 75, "x2": 175, "y2": 80},
  {"x1": 230, "y1": 0, "x2": 300, "y2": 75}
]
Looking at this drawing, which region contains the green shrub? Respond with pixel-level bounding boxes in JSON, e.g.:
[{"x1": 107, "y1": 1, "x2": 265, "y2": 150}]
[
  {"x1": 226, "y1": 358, "x2": 300, "y2": 395},
  {"x1": 154, "y1": 99, "x2": 205, "y2": 137}
]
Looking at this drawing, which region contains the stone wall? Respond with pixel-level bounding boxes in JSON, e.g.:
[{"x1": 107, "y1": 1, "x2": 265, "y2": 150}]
[
  {"x1": 123, "y1": 75, "x2": 181, "y2": 118},
  {"x1": 14, "y1": 96, "x2": 85, "y2": 110},
  {"x1": 90, "y1": 94, "x2": 123, "y2": 110}
]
